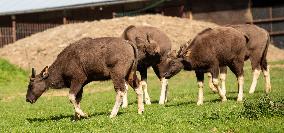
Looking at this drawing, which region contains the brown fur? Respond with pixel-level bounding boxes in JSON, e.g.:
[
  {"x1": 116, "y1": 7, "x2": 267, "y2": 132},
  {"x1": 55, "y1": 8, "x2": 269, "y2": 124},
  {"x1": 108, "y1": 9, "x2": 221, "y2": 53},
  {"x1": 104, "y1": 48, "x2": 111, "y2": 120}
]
[
  {"x1": 163, "y1": 27, "x2": 249, "y2": 101},
  {"x1": 26, "y1": 37, "x2": 140, "y2": 116},
  {"x1": 214, "y1": 24, "x2": 271, "y2": 93},
  {"x1": 229, "y1": 24, "x2": 270, "y2": 71},
  {"x1": 122, "y1": 25, "x2": 172, "y2": 79},
  {"x1": 122, "y1": 25, "x2": 172, "y2": 104}
]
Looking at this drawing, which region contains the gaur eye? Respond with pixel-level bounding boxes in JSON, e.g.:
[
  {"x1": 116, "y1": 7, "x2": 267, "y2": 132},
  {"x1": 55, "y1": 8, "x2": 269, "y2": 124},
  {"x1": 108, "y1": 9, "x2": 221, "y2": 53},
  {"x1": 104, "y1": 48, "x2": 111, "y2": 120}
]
[{"x1": 28, "y1": 83, "x2": 33, "y2": 89}]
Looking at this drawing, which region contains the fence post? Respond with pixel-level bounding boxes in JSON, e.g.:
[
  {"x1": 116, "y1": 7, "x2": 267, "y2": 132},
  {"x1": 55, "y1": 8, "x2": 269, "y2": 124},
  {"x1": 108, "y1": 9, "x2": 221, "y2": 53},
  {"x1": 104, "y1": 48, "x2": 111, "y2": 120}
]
[
  {"x1": 63, "y1": 10, "x2": 68, "y2": 24},
  {"x1": 11, "y1": 15, "x2": 16, "y2": 42}
]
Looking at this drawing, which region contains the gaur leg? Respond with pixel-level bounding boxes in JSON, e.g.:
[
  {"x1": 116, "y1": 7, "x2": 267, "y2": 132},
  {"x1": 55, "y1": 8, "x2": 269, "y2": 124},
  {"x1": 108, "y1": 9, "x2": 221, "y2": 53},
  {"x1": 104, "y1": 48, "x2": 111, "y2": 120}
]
[
  {"x1": 261, "y1": 58, "x2": 271, "y2": 93},
  {"x1": 121, "y1": 83, "x2": 129, "y2": 108},
  {"x1": 127, "y1": 70, "x2": 144, "y2": 115},
  {"x1": 208, "y1": 67, "x2": 227, "y2": 93},
  {"x1": 219, "y1": 66, "x2": 227, "y2": 95},
  {"x1": 248, "y1": 58, "x2": 261, "y2": 94},
  {"x1": 228, "y1": 60, "x2": 245, "y2": 102},
  {"x1": 152, "y1": 65, "x2": 168, "y2": 104},
  {"x1": 140, "y1": 68, "x2": 151, "y2": 105},
  {"x1": 110, "y1": 74, "x2": 126, "y2": 118},
  {"x1": 210, "y1": 66, "x2": 227, "y2": 102},
  {"x1": 69, "y1": 80, "x2": 87, "y2": 120},
  {"x1": 208, "y1": 73, "x2": 218, "y2": 93},
  {"x1": 195, "y1": 71, "x2": 205, "y2": 105}
]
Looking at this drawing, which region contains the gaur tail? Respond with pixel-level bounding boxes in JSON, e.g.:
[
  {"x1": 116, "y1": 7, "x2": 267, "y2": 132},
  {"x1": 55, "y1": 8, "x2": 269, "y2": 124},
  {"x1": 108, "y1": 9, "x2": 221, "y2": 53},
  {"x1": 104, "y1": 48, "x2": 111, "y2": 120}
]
[
  {"x1": 260, "y1": 32, "x2": 270, "y2": 70},
  {"x1": 126, "y1": 41, "x2": 139, "y2": 88},
  {"x1": 121, "y1": 25, "x2": 135, "y2": 40}
]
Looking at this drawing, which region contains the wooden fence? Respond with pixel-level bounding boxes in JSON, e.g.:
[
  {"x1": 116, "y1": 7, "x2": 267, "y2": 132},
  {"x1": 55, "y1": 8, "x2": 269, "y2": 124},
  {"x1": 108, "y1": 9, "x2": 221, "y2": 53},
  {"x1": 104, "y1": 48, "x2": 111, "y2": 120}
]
[
  {"x1": 16, "y1": 23, "x2": 59, "y2": 40},
  {"x1": 249, "y1": 5, "x2": 284, "y2": 48},
  {"x1": 0, "y1": 23, "x2": 60, "y2": 47},
  {"x1": 0, "y1": 27, "x2": 13, "y2": 47}
]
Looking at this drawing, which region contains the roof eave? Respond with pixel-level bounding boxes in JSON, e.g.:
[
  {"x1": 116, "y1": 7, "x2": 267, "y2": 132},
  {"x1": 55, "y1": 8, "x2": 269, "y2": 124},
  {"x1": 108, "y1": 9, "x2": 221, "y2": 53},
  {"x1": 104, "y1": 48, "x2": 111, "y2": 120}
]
[{"x1": 0, "y1": 0, "x2": 149, "y2": 16}]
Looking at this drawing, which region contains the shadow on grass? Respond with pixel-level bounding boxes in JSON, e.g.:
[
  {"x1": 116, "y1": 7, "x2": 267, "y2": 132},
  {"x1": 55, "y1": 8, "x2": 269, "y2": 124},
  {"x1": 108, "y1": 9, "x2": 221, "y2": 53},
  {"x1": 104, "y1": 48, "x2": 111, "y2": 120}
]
[
  {"x1": 165, "y1": 101, "x2": 195, "y2": 107},
  {"x1": 206, "y1": 96, "x2": 240, "y2": 103},
  {"x1": 127, "y1": 100, "x2": 160, "y2": 106},
  {"x1": 26, "y1": 111, "x2": 109, "y2": 122}
]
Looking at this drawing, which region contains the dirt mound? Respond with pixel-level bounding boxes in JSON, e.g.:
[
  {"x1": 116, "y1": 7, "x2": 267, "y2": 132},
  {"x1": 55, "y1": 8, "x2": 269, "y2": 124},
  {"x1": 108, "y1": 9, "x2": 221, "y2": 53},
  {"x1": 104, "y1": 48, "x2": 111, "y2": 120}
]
[
  {"x1": 0, "y1": 14, "x2": 283, "y2": 71},
  {"x1": 0, "y1": 14, "x2": 217, "y2": 71}
]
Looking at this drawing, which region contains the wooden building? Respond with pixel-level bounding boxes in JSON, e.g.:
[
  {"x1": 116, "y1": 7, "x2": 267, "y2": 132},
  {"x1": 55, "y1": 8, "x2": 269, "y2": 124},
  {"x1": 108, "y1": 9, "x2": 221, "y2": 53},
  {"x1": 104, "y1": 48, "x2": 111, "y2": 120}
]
[{"x1": 1, "y1": 0, "x2": 284, "y2": 48}]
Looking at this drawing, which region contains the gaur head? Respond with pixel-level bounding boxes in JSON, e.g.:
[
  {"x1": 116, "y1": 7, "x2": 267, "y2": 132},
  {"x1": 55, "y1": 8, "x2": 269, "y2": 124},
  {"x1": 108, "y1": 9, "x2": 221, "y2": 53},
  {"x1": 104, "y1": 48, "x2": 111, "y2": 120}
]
[
  {"x1": 163, "y1": 43, "x2": 189, "y2": 79},
  {"x1": 163, "y1": 50, "x2": 184, "y2": 79},
  {"x1": 26, "y1": 66, "x2": 49, "y2": 104},
  {"x1": 135, "y1": 34, "x2": 160, "y2": 56}
]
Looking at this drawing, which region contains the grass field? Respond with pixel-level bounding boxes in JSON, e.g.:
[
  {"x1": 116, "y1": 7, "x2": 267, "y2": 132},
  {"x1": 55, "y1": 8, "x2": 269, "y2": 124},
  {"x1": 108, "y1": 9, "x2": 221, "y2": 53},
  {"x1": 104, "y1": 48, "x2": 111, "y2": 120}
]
[{"x1": 0, "y1": 58, "x2": 283, "y2": 132}]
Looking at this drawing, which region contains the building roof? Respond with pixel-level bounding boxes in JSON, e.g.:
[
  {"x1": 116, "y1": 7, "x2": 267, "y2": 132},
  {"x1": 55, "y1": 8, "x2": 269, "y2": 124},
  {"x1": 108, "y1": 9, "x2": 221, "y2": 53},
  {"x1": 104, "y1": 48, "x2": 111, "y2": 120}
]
[{"x1": 0, "y1": 0, "x2": 147, "y2": 16}]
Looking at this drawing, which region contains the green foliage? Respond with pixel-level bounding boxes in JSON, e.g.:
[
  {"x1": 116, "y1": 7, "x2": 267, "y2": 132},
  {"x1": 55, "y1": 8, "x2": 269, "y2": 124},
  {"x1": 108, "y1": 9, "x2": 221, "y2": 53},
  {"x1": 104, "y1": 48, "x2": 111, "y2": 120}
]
[
  {"x1": 0, "y1": 59, "x2": 28, "y2": 95},
  {"x1": 242, "y1": 95, "x2": 284, "y2": 119},
  {"x1": 0, "y1": 59, "x2": 284, "y2": 132}
]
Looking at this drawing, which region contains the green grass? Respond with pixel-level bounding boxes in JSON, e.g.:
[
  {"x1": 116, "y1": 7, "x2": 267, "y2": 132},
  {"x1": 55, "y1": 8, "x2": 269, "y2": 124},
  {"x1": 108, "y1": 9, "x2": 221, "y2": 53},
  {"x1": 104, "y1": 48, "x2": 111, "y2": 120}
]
[{"x1": 0, "y1": 59, "x2": 283, "y2": 132}]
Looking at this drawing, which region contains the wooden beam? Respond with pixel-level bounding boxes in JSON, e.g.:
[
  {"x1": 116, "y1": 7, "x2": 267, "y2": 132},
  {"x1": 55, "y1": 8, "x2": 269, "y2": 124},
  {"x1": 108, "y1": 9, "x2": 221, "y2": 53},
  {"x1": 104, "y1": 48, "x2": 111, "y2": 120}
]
[
  {"x1": 270, "y1": 31, "x2": 284, "y2": 36},
  {"x1": 63, "y1": 10, "x2": 67, "y2": 24},
  {"x1": 247, "y1": 17, "x2": 284, "y2": 24},
  {"x1": 11, "y1": 15, "x2": 16, "y2": 42}
]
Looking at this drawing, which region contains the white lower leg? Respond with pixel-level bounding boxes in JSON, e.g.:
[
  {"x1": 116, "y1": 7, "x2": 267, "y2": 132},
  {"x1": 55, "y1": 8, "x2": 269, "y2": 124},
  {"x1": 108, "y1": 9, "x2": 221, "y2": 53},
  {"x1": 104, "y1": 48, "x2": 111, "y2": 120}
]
[
  {"x1": 159, "y1": 78, "x2": 168, "y2": 104},
  {"x1": 213, "y1": 78, "x2": 227, "y2": 102},
  {"x1": 69, "y1": 94, "x2": 86, "y2": 118},
  {"x1": 122, "y1": 83, "x2": 128, "y2": 108},
  {"x1": 197, "y1": 81, "x2": 204, "y2": 105},
  {"x1": 135, "y1": 84, "x2": 144, "y2": 114},
  {"x1": 141, "y1": 81, "x2": 151, "y2": 105},
  {"x1": 110, "y1": 90, "x2": 124, "y2": 118},
  {"x1": 249, "y1": 69, "x2": 261, "y2": 94},
  {"x1": 237, "y1": 76, "x2": 244, "y2": 101},
  {"x1": 220, "y1": 73, "x2": 227, "y2": 95},
  {"x1": 263, "y1": 66, "x2": 271, "y2": 93},
  {"x1": 164, "y1": 83, "x2": 169, "y2": 103},
  {"x1": 208, "y1": 73, "x2": 218, "y2": 92}
]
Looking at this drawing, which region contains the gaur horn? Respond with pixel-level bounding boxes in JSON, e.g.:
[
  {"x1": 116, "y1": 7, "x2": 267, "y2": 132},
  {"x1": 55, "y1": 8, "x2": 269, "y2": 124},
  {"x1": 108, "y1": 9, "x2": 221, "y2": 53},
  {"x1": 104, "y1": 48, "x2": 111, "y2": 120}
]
[
  {"x1": 31, "y1": 68, "x2": 36, "y2": 78},
  {"x1": 30, "y1": 68, "x2": 36, "y2": 81}
]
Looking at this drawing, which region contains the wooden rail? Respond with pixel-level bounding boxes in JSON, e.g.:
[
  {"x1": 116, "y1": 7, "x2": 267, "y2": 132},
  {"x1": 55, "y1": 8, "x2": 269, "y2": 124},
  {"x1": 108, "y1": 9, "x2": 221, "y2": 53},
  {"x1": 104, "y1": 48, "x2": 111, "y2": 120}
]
[
  {"x1": 270, "y1": 31, "x2": 284, "y2": 36},
  {"x1": 248, "y1": 17, "x2": 284, "y2": 23}
]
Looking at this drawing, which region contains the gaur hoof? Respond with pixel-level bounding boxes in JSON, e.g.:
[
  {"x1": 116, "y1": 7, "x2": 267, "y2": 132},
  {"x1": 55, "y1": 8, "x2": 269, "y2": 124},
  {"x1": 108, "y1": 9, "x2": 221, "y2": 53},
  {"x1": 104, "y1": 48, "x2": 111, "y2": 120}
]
[
  {"x1": 109, "y1": 114, "x2": 116, "y2": 118},
  {"x1": 221, "y1": 97, "x2": 227, "y2": 102},
  {"x1": 249, "y1": 90, "x2": 255, "y2": 94},
  {"x1": 164, "y1": 98, "x2": 168, "y2": 103},
  {"x1": 121, "y1": 104, "x2": 128, "y2": 109},
  {"x1": 197, "y1": 101, "x2": 203, "y2": 106},
  {"x1": 138, "y1": 109, "x2": 144, "y2": 115},
  {"x1": 237, "y1": 97, "x2": 243, "y2": 102},
  {"x1": 159, "y1": 100, "x2": 165, "y2": 105},
  {"x1": 74, "y1": 112, "x2": 88, "y2": 120},
  {"x1": 145, "y1": 100, "x2": 151, "y2": 105},
  {"x1": 265, "y1": 86, "x2": 271, "y2": 94}
]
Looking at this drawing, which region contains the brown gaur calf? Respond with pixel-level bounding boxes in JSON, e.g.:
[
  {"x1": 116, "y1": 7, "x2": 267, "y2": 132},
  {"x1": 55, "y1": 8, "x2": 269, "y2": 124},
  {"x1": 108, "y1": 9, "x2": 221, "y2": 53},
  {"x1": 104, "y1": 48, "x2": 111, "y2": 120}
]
[
  {"x1": 163, "y1": 27, "x2": 249, "y2": 105},
  {"x1": 208, "y1": 24, "x2": 271, "y2": 94},
  {"x1": 26, "y1": 37, "x2": 158, "y2": 119},
  {"x1": 121, "y1": 25, "x2": 172, "y2": 106}
]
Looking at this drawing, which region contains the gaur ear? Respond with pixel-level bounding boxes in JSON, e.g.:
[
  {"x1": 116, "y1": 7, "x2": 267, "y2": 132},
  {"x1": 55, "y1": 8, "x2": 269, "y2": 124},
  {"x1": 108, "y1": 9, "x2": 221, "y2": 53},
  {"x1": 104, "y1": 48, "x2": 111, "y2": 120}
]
[
  {"x1": 244, "y1": 34, "x2": 249, "y2": 43},
  {"x1": 40, "y1": 66, "x2": 49, "y2": 79},
  {"x1": 184, "y1": 50, "x2": 192, "y2": 57},
  {"x1": 177, "y1": 43, "x2": 188, "y2": 57},
  {"x1": 146, "y1": 34, "x2": 156, "y2": 44},
  {"x1": 135, "y1": 37, "x2": 146, "y2": 48},
  {"x1": 135, "y1": 37, "x2": 144, "y2": 44},
  {"x1": 146, "y1": 34, "x2": 160, "y2": 53}
]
